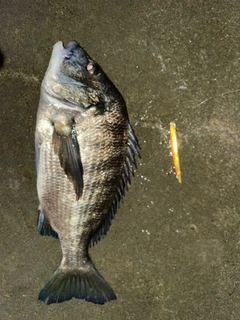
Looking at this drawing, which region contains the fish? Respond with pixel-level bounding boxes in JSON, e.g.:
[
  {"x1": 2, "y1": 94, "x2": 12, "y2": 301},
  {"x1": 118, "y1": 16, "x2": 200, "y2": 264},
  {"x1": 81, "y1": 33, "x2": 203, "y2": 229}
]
[
  {"x1": 169, "y1": 121, "x2": 182, "y2": 183},
  {"x1": 35, "y1": 40, "x2": 140, "y2": 305}
]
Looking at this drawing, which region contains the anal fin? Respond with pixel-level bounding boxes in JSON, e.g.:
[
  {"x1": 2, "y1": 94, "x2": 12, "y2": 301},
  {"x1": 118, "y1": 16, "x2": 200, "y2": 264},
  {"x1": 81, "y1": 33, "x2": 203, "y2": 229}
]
[{"x1": 37, "y1": 208, "x2": 58, "y2": 239}]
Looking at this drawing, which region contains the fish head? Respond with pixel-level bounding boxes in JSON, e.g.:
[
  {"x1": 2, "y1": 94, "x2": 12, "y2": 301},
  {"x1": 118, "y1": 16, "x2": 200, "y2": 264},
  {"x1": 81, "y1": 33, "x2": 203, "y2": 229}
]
[{"x1": 43, "y1": 41, "x2": 123, "y2": 112}]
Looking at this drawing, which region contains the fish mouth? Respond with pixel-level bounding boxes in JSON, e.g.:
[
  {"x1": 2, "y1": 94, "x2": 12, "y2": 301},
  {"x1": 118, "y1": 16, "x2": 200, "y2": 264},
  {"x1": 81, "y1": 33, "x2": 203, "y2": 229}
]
[
  {"x1": 48, "y1": 41, "x2": 85, "y2": 82},
  {"x1": 51, "y1": 41, "x2": 80, "y2": 61}
]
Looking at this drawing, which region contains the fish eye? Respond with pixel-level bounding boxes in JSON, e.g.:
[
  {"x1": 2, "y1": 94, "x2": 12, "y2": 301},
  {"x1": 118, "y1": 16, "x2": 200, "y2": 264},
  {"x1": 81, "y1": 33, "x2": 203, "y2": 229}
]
[{"x1": 86, "y1": 62, "x2": 96, "y2": 74}]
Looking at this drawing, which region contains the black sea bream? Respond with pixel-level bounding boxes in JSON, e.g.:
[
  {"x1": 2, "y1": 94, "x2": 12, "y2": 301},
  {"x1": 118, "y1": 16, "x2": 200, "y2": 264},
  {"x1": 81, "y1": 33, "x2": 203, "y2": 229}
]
[{"x1": 35, "y1": 41, "x2": 140, "y2": 304}]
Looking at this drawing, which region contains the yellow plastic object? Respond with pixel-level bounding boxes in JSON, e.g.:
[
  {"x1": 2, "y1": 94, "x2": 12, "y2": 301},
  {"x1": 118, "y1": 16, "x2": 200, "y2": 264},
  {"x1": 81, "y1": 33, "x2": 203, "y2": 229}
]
[{"x1": 169, "y1": 121, "x2": 182, "y2": 183}]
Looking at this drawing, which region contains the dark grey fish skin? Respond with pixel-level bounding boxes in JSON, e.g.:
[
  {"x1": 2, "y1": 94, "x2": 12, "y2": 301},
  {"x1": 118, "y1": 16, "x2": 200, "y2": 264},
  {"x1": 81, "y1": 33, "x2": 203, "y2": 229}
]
[{"x1": 35, "y1": 41, "x2": 140, "y2": 305}]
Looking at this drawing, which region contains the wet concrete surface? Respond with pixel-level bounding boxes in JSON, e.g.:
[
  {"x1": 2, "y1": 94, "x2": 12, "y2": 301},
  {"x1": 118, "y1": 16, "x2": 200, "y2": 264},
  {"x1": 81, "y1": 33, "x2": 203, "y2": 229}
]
[{"x1": 0, "y1": 0, "x2": 240, "y2": 319}]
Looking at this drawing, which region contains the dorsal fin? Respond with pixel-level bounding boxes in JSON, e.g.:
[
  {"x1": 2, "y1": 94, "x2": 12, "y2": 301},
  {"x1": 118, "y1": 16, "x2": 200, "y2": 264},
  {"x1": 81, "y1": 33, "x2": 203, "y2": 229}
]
[{"x1": 90, "y1": 123, "x2": 140, "y2": 246}]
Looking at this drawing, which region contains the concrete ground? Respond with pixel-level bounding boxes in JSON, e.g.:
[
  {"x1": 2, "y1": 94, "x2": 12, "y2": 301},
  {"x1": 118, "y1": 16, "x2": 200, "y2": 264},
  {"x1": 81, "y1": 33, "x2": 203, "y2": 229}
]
[{"x1": 0, "y1": 1, "x2": 240, "y2": 319}]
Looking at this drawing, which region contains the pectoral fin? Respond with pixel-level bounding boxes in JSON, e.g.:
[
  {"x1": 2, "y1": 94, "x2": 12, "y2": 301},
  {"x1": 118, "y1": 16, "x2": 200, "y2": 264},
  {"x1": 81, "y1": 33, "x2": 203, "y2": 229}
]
[{"x1": 52, "y1": 119, "x2": 83, "y2": 200}]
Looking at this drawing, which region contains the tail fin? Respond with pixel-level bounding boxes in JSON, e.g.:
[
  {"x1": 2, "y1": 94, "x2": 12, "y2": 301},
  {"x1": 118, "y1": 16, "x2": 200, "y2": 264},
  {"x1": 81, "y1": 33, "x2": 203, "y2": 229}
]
[{"x1": 38, "y1": 262, "x2": 116, "y2": 305}]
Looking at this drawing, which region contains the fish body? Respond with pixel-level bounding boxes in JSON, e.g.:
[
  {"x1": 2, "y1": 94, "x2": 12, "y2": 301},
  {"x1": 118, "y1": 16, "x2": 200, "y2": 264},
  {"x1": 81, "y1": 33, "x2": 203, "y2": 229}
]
[{"x1": 35, "y1": 41, "x2": 139, "y2": 304}]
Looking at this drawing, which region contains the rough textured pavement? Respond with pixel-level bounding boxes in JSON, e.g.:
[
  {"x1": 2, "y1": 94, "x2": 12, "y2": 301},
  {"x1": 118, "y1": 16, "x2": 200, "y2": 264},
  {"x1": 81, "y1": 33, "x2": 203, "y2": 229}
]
[{"x1": 0, "y1": 1, "x2": 240, "y2": 319}]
